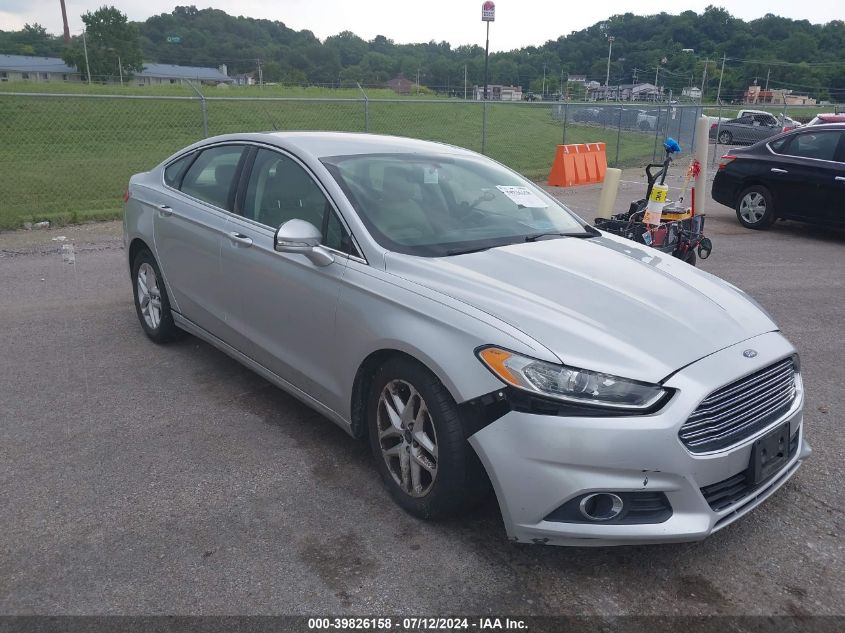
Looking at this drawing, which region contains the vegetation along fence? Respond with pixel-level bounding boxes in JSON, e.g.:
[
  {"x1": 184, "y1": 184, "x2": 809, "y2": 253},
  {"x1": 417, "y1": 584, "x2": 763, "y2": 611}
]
[{"x1": 0, "y1": 91, "x2": 828, "y2": 230}]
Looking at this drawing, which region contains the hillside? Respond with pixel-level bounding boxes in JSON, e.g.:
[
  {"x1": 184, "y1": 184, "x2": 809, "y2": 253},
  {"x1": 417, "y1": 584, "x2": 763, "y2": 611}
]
[{"x1": 1, "y1": 6, "x2": 843, "y2": 101}]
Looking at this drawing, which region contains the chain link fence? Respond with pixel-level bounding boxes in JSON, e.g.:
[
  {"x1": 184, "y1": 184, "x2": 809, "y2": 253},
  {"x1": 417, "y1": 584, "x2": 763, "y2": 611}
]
[{"x1": 5, "y1": 91, "x2": 823, "y2": 230}]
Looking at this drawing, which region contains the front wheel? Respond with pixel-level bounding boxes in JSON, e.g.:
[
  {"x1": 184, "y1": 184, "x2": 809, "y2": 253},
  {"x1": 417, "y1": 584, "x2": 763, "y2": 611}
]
[
  {"x1": 718, "y1": 130, "x2": 733, "y2": 144},
  {"x1": 367, "y1": 357, "x2": 486, "y2": 520},
  {"x1": 736, "y1": 185, "x2": 775, "y2": 229}
]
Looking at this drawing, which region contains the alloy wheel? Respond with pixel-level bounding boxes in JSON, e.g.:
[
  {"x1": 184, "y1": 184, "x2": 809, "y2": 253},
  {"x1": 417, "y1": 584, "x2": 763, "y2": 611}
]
[
  {"x1": 137, "y1": 262, "x2": 163, "y2": 330},
  {"x1": 739, "y1": 192, "x2": 767, "y2": 223},
  {"x1": 376, "y1": 379, "x2": 438, "y2": 498}
]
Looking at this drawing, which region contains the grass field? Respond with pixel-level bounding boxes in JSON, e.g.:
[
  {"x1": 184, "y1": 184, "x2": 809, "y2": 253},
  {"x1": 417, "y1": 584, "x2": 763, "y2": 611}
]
[{"x1": 2, "y1": 87, "x2": 670, "y2": 231}]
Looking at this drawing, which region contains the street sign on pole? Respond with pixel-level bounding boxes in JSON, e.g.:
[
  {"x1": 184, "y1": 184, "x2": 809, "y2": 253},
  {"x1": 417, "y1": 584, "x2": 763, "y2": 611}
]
[
  {"x1": 481, "y1": 2, "x2": 494, "y2": 101},
  {"x1": 482, "y1": 1, "x2": 495, "y2": 21}
]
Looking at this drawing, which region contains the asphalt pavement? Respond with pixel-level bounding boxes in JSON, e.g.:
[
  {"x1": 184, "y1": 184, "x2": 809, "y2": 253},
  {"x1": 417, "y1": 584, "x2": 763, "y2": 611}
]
[{"x1": 1, "y1": 174, "x2": 843, "y2": 616}]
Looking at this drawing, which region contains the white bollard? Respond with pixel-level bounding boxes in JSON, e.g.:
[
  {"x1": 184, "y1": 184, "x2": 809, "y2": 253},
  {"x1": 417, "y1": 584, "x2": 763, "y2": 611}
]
[
  {"x1": 694, "y1": 115, "x2": 709, "y2": 215},
  {"x1": 595, "y1": 167, "x2": 622, "y2": 220}
]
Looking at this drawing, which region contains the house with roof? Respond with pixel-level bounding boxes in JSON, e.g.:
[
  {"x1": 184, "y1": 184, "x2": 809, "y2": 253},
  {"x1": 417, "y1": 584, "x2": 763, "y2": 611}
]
[
  {"x1": 136, "y1": 63, "x2": 233, "y2": 86},
  {"x1": 0, "y1": 54, "x2": 233, "y2": 86},
  {"x1": 0, "y1": 54, "x2": 80, "y2": 82}
]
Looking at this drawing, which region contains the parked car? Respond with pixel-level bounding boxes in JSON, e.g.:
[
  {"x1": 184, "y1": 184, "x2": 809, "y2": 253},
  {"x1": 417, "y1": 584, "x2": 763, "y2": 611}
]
[
  {"x1": 806, "y1": 113, "x2": 845, "y2": 126},
  {"x1": 124, "y1": 132, "x2": 809, "y2": 546},
  {"x1": 637, "y1": 109, "x2": 662, "y2": 131},
  {"x1": 712, "y1": 123, "x2": 845, "y2": 229},
  {"x1": 571, "y1": 107, "x2": 600, "y2": 123},
  {"x1": 709, "y1": 112, "x2": 784, "y2": 145}
]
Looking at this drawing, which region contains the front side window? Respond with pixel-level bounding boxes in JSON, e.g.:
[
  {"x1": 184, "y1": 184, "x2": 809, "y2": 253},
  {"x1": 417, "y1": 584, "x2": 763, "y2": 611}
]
[
  {"x1": 321, "y1": 153, "x2": 589, "y2": 257},
  {"x1": 243, "y1": 148, "x2": 356, "y2": 254},
  {"x1": 179, "y1": 145, "x2": 245, "y2": 210}
]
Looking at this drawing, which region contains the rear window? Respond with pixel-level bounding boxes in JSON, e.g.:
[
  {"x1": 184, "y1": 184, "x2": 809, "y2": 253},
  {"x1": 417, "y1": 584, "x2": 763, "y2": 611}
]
[
  {"x1": 784, "y1": 132, "x2": 841, "y2": 162},
  {"x1": 179, "y1": 145, "x2": 245, "y2": 210},
  {"x1": 164, "y1": 153, "x2": 193, "y2": 188}
]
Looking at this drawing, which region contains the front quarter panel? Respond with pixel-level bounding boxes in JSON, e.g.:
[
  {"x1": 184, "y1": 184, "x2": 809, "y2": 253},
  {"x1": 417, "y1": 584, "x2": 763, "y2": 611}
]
[{"x1": 333, "y1": 260, "x2": 555, "y2": 421}]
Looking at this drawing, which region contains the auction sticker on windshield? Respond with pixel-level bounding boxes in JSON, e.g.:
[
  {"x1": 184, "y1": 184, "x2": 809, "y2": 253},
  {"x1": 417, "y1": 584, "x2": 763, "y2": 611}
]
[{"x1": 496, "y1": 185, "x2": 547, "y2": 208}]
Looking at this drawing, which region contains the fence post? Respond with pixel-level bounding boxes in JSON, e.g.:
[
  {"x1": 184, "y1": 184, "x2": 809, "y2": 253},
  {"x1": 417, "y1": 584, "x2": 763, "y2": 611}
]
[
  {"x1": 356, "y1": 82, "x2": 369, "y2": 132},
  {"x1": 615, "y1": 105, "x2": 623, "y2": 167},
  {"x1": 652, "y1": 106, "x2": 662, "y2": 162},
  {"x1": 186, "y1": 80, "x2": 208, "y2": 137},
  {"x1": 562, "y1": 102, "x2": 569, "y2": 145},
  {"x1": 712, "y1": 101, "x2": 724, "y2": 167},
  {"x1": 481, "y1": 100, "x2": 488, "y2": 155},
  {"x1": 689, "y1": 106, "x2": 698, "y2": 157},
  {"x1": 677, "y1": 106, "x2": 684, "y2": 151}
]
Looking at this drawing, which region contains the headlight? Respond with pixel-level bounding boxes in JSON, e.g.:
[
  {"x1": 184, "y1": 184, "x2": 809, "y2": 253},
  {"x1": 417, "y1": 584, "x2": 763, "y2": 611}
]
[{"x1": 477, "y1": 346, "x2": 667, "y2": 410}]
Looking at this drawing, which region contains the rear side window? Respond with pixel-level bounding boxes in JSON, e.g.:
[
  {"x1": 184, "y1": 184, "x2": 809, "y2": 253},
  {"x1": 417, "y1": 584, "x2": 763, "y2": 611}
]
[
  {"x1": 180, "y1": 145, "x2": 245, "y2": 210},
  {"x1": 164, "y1": 153, "x2": 193, "y2": 188},
  {"x1": 784, "y1": 132, "x2": 841, "y2": 162}
]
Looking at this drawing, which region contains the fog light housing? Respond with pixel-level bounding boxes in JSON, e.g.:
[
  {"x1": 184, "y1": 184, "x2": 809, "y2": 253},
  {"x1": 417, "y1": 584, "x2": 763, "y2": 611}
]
[
  {"x1": 545, "y1": 491, "x2": 672, "y2": 525},
  {"x1": 579, "y1": 493, "x2": 624, "y2": 521}
]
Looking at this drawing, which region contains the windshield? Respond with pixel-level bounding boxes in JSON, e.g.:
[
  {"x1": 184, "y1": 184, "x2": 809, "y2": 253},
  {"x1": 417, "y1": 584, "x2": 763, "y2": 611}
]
[{"x1": 321, "y1": 152, "x2": 588, "y2": 257}]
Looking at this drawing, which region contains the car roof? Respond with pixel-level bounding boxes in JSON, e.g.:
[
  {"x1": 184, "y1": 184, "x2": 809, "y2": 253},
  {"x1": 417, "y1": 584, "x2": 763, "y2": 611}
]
[
  {"x1": 191, "y1": 131, "x2": 477, "y2": 160},
  {"x1": 816, "y1": 114, "x2": 845, "y2": 122}
]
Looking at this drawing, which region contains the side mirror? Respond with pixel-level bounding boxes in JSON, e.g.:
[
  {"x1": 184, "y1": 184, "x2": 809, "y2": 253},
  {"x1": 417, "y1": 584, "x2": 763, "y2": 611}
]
[{"x1": 274, "y1": 219, "x2": 334, "y2": 267}]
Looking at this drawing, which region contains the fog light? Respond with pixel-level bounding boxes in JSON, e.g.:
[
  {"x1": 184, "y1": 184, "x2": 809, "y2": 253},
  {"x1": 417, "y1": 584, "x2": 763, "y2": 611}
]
[{"x1": 579, "y1": 492, "x2": 624, "y2": 521}]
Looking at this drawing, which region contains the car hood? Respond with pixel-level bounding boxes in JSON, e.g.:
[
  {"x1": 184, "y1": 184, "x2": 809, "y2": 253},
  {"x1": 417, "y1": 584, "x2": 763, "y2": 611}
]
[{"x1": 384, "y1": 234, "x2": 777, "y2": 383}]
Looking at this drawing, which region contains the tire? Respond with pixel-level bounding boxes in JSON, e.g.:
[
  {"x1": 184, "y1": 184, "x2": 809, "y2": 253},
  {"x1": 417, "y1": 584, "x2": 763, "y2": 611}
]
[
  {"x1": 639, "y1": 120, "x2": 651, "y2": 131},
  {"x1": 367, "y1": 356, "x2": 486, "y2": 520},
  {"x1": 718, "y1": 130, "x2": 733, "y2": 144},
  {"x1": 736, "y1": 185, "x2": 775, "y2": 229},
  {"x1": 681, "y1": 249, "x2": 697, "y2": 266},
  {"x1": 131, "y1": 248, "x2": 183, "y2": 343}
]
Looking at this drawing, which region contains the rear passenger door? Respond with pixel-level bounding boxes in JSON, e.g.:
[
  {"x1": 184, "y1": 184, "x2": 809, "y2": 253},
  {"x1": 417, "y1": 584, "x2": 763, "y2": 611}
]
[
  {"x1": 155, "y1": 144, "x2": 247, "y2": 336},
  {"x1": 221, "y1": 147, "x2": 360, "y2": 411}
]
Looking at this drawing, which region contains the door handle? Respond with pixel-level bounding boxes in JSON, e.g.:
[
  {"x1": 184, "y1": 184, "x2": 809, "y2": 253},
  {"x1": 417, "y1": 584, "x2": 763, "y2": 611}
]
[
  {"x1": 228, "y1": 232, "x2": 253, "y2": 247},
  {"x1": 836, "y1": 176, "x2": 845, "y2": 182},
  {"x1": 770, "y1": 168, "x2": 788, "y2": 174},
  {"x1": 158, "y1": 204, "x2": 173, "y2": 217}
]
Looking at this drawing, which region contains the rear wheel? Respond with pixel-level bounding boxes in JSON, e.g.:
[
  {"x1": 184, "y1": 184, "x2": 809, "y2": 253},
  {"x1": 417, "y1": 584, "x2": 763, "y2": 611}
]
[
  {"x1": 681, "y1": 249, "x2": 697, "y2": 266},
  {"x1": 367, "y1": 356, "x2": 486, "y2": 520},
  {"x1": 718, "y1": 130, "x2": 733, "y2": 144},
  {"x1": 736, "y1": 186, "x2": 775, "y2": 229},
  {"x1": 131, "y1": 249, "x2": 183, "y2": 343}
]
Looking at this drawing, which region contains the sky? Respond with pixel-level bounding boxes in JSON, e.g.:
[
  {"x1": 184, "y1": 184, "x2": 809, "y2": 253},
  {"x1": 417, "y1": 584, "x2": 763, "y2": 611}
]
[{"x1": 1, "y1": 0, "x2": 840, "y2": 52}]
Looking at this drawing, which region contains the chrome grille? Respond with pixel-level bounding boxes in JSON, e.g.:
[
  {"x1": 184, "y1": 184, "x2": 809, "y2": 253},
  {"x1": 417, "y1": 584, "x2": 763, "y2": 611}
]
[{"x1": 680, "y1": 358, "x2": 797, "y2": 453}]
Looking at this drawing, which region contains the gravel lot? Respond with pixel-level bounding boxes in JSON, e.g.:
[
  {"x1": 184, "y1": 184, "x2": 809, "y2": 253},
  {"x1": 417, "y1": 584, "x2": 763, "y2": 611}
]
[{"x1": 1, "y1": 171, "x2": 843, "y2": 616}]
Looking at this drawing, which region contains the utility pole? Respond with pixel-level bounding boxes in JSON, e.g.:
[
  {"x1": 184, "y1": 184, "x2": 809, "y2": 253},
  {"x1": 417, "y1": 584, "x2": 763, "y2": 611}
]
[
  {"x1": 605, "y1": 35, "x2": 614, "y2": 93},
  {"x1": 82, "y1": 30, "x2": 92, "y2": 85},
  {"x1": 416, "y1": 67, "x2": 420, "y2": 94},
  {"x1": 764, "y1": 68, "x2": 770, "y2": 91},
  {"x1": 632, "y1": 67, "x2": 639, "y2": 84},
  {"x1": 542, "y1": 63, "x2": 546, "y2": 96},
  {"x1": 59, "y1": 0, "x2": 70, "y2": 44},
  {"x1": 257, "y1": 59, "x2": 263, "y2": 88},
  {"x1": 118, "y1": 55, "x2": 123, "y2": 87},
  {"x1": 464, "y1": 64, "x2": 467, "y2": 100},
  {"x1": 700, "y1": 58, "x2": 708, "y2": 102},
  {"x1": 715, "y1": 53, "x2": 726, "y2": 105}
]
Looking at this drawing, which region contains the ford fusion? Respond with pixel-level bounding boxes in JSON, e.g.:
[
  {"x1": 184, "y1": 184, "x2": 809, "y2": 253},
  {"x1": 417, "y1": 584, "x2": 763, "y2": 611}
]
[{"x1": 123, "y1": 132, "x2": 809, "y2": 546}]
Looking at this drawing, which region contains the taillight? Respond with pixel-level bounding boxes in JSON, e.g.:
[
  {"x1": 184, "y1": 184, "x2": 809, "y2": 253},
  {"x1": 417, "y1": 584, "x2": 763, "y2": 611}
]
[
  {"x1": 718, "y1": 155, "x2": 737, "y2": 170},
  {"x1": 783, "y1": 126, "x2": 794, "y2": 132},
  {"x1": 123, "y1": 190, "x2": 130, "y2": 203},
  {"x1": 710, "y1": 123, "x2": 717, "y2": 129}
]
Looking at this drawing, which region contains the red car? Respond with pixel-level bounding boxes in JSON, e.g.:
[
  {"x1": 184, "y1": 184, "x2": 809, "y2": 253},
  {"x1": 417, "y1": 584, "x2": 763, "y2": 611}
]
[{"x1": 807, "y1": 113, "x2": 845, "y2": 126}]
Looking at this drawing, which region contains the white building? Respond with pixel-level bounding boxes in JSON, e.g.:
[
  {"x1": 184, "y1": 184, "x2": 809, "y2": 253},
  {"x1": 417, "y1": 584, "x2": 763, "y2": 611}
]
[
  {"x1": 136, "y1": 63, "x2": 233, "y2": 86},
  {"x1": 682, "y1": 86, "x2": 702, "y2": 100},
  {"x1": 472, "y1": 84, "x2": 523, "y2": 101}
]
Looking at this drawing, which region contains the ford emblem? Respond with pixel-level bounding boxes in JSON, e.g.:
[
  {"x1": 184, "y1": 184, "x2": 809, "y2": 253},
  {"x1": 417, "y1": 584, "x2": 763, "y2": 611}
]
[{"x1": 743, "y1": 349, "x2": 758, "y2": 358}]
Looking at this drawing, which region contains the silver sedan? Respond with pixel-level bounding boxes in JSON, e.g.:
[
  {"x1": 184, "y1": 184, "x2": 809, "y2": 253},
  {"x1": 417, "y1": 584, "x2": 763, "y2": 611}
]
[{"x1": 123, "y1": 132, "x2": 810, "y2": 546}]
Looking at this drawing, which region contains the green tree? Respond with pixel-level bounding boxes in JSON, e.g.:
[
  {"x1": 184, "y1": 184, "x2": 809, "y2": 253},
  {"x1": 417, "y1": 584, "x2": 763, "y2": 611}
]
[{"x1": 63, "y1": 6, "x2": 143, "y2": 81}]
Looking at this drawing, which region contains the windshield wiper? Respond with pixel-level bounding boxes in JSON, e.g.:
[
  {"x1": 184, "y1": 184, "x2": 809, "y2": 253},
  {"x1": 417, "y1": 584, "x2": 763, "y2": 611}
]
[
  {"x1": 445, "y1": 245, "x2": 493, "y2": 256},
  {"x1": 524, "y1": 227, "x2": 599, "y2": 242}
]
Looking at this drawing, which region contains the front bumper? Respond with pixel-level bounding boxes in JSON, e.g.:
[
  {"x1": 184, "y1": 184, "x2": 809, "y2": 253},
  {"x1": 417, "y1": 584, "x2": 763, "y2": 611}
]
[{"x1": 468, "y1": 331, "x2": 810, "y2": 546}]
